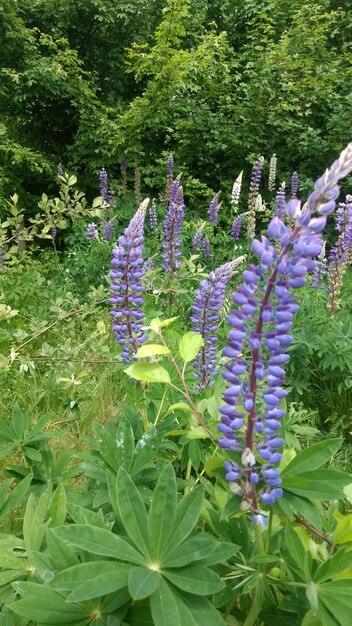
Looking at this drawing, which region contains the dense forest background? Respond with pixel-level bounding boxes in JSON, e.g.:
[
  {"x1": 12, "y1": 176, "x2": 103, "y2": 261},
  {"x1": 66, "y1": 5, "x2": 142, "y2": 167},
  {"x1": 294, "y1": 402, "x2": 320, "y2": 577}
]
[{"x1": 1, "y1": 0, "x2": 352, "y2": 209}]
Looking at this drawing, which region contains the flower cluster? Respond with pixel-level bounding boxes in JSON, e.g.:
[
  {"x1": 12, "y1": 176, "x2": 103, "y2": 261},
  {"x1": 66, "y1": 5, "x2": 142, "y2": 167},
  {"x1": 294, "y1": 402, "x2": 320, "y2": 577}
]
[
  {"x1": 268, "y1": 154, "x2": 277, "y2": 192},
  {"x1": 208, "y1": 193, "x2": 220, "y2": 225},
  {"x1": 103, "y1": 218, "x2": 115, "y2": 241},
  {"x1": 219, "y1": 142, "x2": 352, "y2": 524},
  {"x1": 231, "y1": 213, "x2": 246, "y2": 240},
  {"x1": 99, "y1": 168, "x2": 108, "y2": 200},
  {"x1": 110, "y1": 199, "x2": 149, "y2": 364},
  {"x1": 57, "y1": 163, "x2": 63, "y2": 177},
  {"x1": 274, "y1": 183, "x2": 286, "y2": 220},
  {"x1": 328, "y1": 196, "x2": 352, "y2": 314},
  {"x1": 149, "y1": 199, "x2": 158, "y2": 232},
  {"x1": 231, "y1": 172, "x2": 243, "y2": 211},
  {"x1": 192, "y1": 224, "x2": 205, "y2": 251},
  {"x1": 166, "y1": 153, "x2": 174, "y2": 200},
  {"x1": 247, "y1": 156, "x2": 264, "y2": 240},
  {"x1": 87, "y1": 223, "x2": 98, "y2": 241},
  {"x1": 202, "y1": 235, "x2": 212, "y2": 261},
  {"x1": 191, "y1": 259, "x2": 244, "y2": 391},
  {"x1": 51, "y1": 225, "x2": 57, "y2": 242},
  {"x1": 290, "y1": 171, "x2": 299, "y2": 198},
  {"x1": 311, "y1": 242, "x2": 327, "y2": 289},
  {"x1": 161, "y1": 176, "x2": 185, "y2": 275}
]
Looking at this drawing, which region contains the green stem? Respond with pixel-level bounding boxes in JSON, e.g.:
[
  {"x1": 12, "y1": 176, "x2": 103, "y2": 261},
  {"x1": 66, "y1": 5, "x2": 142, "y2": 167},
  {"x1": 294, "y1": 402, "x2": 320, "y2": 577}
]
[
  {"x1": 265, "y1": 510, "x2": 273, "y2": 554},
  {"x1": 242, "y1": 599, "x2": 260, "y2": 626},
  {"x1": 255, "y1": 524, "x2": 265, "y2": 555}
]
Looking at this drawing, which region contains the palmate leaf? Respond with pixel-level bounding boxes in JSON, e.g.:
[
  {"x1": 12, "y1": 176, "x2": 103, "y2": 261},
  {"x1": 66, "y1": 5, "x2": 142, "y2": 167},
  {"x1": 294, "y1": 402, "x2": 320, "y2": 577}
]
[
  {"x1": 53, "y1": 525, "x2": 145, "y2": 565},
  {"x1": 51, "y1": 561, "x2": 129, "y2": 592},
  {"x1": 116, "y1": 468, "x2": 150, "y2": 558},
  {"x1": 128, "y1": 566, "x2": 160, "y2": 600},
  {"x1": 162, "y1": 564, "x2": 225, "y2": 595},
  {"x1": 164, "y1": 485, "x2": 204, "y2": 554},
  {"x1": 9, "y1": 581, "x2": 87, "y2": 624},
  {"x1": 314, "y1": 548, "x2": 352, "y2": 583},
  {"x1": 282, "y1": 469, "x2": 350, "y2": 500},
  {"x1": 317, "y1": 580, "x2": 352, "y2": 625},
  {"x1": 150, "y1": 578, "x2": 182, "y2": 626},
  {"x1": 148, "y1": 464, "x2": 176, "y2": 560}
]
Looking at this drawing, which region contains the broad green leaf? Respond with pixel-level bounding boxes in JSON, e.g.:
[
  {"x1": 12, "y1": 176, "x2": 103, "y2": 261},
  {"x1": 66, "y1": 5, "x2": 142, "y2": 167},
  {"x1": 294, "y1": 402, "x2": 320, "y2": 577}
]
[
  {"x1": 176, "y1": 593, "x2": 226, "y2": 626},
  {"x1": 124, "y1": 363, "x2": 170, "y2": 384},
  {"x1": 115, "y1": 417, "x2": 135, "y2": 473},
  {"x1": 285, "y1": 526, "x2": 307, "y2": 574},
  {"x1": 136, "y1": 344, "x2": 170, "y2": 358},
  {"x1": 150, "y1": 578, "x2": 181, "y2": 626},
  {"x1": 178, "y1": 332, "x2": 204, "y2": 363},
  {"x1": 148, "y1": 465, "x2": 176, "y2": 560},
  {"x1": 201, "y1": 541, "x2": 240, "y2": 566},
  {"x1": 53, "y1": 525, "x2": 145, "y2": 565},
  {"x1": 150, "y1": 317, "x2": 178, "y2": 332},
  {"x1": 314, "y1": 549, "x2": 352, "y2": 583},
  {"x1": 165, "y1": 485, "x2": 204, "y2": 554},
  {"x1": 48, "y1": 484, "x2": 67, "y2": 528},
  {"x1": 9, "y1": 581, "x2": 87, "y2": 623},
  {"x1": 0, "y1": 570, "x2": 25, "y2": 586},
  {"x1": 116, "y1": 468, "x2": 150, "y2": 558},
  {"x1": 220, "y1": 496, "x2": 242, "y2": 520},
  {"x1": 0, "y1": 549, "x2": 25, "y2": 570},
  {"x1": 163, "y1": 535, "x2": 221, "y2": 568},
  {"x1": 46, "y1": 528, "x2": 80, "y2": 571},
  {"x1": 23, "y1": 446, "x2": 42, "y2": 462},
  {"x1": 0, "y1": 473, "x2": 32, "y2": 520},
  {"x1": 51, "y1": 561, "x2": 123, "y2": 590},
  {"x1": 334, "y1": 514, "x2": 352, "y2": 544},
  {"x1": 281, "y1": 439, "x2": 342, "y2": 478},
  {"x1": 23, "y1": 490, "x2": 51, "y2": 552},
  {"x1": 68, "y1": 567, "x2": 131, "y2": 602},
  {"x1": 283, "y1": 473, "x2": 347, "y2": 500},
  {"x1": 166, "y1": 403, "x2": 193, "y2": 415},
  {"x1": 318, "y1": 580, "x2": 352, "y2": 625},
  {"x1": 279, "y1": 492, "x2": 323, "y2": 530},
  {"x1": 11, "y1": 404, "x2": 28, "y2": 439},
  {"x1": 187, "y1": 426, "x2": 210, "y2": 439},
  {"x1": 128, "y1": 566, "x2": 159, "y2": 600},
  {"x1": 162, "y1": 565, "x2": 224, "y2": 595}
]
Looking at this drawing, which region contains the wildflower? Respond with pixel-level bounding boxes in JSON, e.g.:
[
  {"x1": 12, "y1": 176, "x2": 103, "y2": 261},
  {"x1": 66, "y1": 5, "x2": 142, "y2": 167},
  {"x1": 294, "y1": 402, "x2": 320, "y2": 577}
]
[
  {"x1": 191, "y1": 259, "x2": 244, "y2": 391},
  {"x1": 87, "y1": 223, "x2": 98, "y2": 241},
  {"x1": 328, "y1": 197, "x2": 352, "y2": 314},
  {"x1": 192, "y1": 224, "x2": 205, "y2": 251},
  {"x1": 312, "y1": 242, "x2": 327, "y2": 289},
  {"x1": 202, "y1": 235, "x2": 212, "y2": 261},
  {"x1": 149, "y1": 199, "x2": 158, "y2": 232},
  {"x1": 231, "y1": 171, "x2": 243, "y2": 211},
  {"x1": 110, "y1": 199, "x2": 149, "y2": 364},
  {"x1": 219, "y1": 143, "x2": 352, "y2": 522},
  {"x1": 161, "y1": 176, "x2": 185, "y2": 276},
  {"x1": 231, "y1": 213, "x2": 246, "y2": 240},
  {"x1": 99, "y1": 168, "x2": 108, "y2": 200},
  {"x1": 268, "y1": 154, "x2": 277, "y2": 192},
  {"x1": 290, "y1": 171, "x2": 299, "y2": 199},
  {"x1": 103, "y1": 218, "x2": 115, "y2": 241},
  {"x1": 57, "y1": 163, "x2": 63, "y2": 176},
  {"x1": 209, "y1": 192, "x2": 220, "y2": 225},
  {"x1": 274, "y1": 183, "x2": 286, "y2": 220},
  {"x1": 247, "y1": 157, "x2": 265, "y2": 240}
]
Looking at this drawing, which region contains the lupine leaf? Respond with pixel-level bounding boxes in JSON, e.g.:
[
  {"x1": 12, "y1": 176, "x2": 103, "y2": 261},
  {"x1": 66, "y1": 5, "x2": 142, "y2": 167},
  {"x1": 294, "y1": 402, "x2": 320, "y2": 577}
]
[
  {"x1": 162, "y1": 565, "x2": 225, "y2": 595},
  {"x1": 128, "y1": 566, "x2": 159, "y2": 600},
  {"x1": 281, "y1": 439, "x2": 342, "y2": 478},
  {"x1": 124, "y1": 363, "x2": 170, "y2": 384},
  {"x1": 116, "y1": 468, "x2": 150, "y2": 558},
  {"x1": 9, "y1": 581, "x2": 87, "y2": 623},
  {"x1": 53, "y1": 525, "x2": 145, "y2": 565},
  {"x1": 165, "y1": 485, "x2": 204, "y2": 553},
  {"x1": 178, "y1": 332, "x2": 204, "y2": 363},
  {"x1": 136, "y1": 344, "x2": 170, "y2": 357},
  {"x1": 148, "y1": 464, "x2": 176, "y2": 560},
  {"x1": 150, "y1": 578, "x2": 181, "y2": 626}
]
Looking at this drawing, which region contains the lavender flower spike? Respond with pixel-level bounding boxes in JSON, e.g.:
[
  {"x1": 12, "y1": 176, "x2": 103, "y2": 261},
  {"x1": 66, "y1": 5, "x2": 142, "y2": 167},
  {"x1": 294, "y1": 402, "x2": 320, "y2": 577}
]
[
  {"x1": 193, "y1": 224, "x2": 205, "y2": 251},
  {"x1": 191, "y1": 258, "x2": 245, "y2": 392},
  {"x1": 149, "y1": 199, "x2": 158, "y2": 232},
  {"x1": 247, "y1": 156, "x2": 264, "y2": 240},
  {"x1": 161, "y1": 176, "x2": 185, "y2": 305},
  {"x1": 328, "y1": 196, "x2": 352, "y2": 314},
  {"x1": 87, "y1": 223, "x2": 98, "y2": 241},
  {"x1": 231, "y1": 213, "x2": 246, "y2": 240},
  {"x1": 110, "y1": 199, "x2": 149, "y2": 364},
  {"x1": 209, "y1": 192, "x2": 221, "y2": 225},
  {"x1": 202, "y1": 235, "x2": 212, "y2": 261},
  {"x1": 103, "y1": 218, "x2": 115, "y2": 241},
  {"x1": 274, "y1": 183, "x2": 286, "y2": 220},
  {"x1": 290, "y1": 171, "x2": 299, "y2": 199},
  {"x1": 219, "y1": 143, "x2": 352, "y2": 524},
  {"x1": 57, "y1": 163, "x2": 63, "y2": 177},
  {"x1": 100, "y1": 168, "x2": 108, "y2": 200}
]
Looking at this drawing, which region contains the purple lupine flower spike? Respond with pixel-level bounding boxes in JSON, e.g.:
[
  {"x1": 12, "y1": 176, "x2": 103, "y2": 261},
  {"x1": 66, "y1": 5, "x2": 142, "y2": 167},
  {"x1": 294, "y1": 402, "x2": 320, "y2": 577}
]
[
  {"x1": 268, "y1": 154, "x2": 277, "y2": 192},
  {"x1": 161, "y1": 176, "x2": 185, "y2": 305},
  {"x1": 110, "y1": 199, "x2": 149, "y2": 364},
  {"x1": 208, "y1": 192, "x2": 220, "y2": 225},
  {"x1": 290, "y1": 172, "x2": 299, "y2": 199},
  {"x1": 100, "y1": 168, "x2": 108, "y2": 200},
  {"x1": 166, "y1": 153, "x2": 174, "y2": 201},
  {"x1": 57, "y1": 163, "x2": 63, "y2": 176},
  {"x1": 328, "y1": 195, "x2": 352, "y2": 314},
  {"x1": 274, "y1": 183, "x2": 286, "y2": 220},
  {"x1": 191, "y1": 259, "x2": 244, "y2": 392},
  {"x1": 51, "y1": 225, "x2": 57, "y2": 242},
  {"x1": 193, "y1": 224, "x2": 205, "y2": 251},
  {"x1": 149, "y1": 199, "x2": 158, "y2": 231},
  {"x1": 219, "y1": 143, "x2": 352, "y2": 524},
  {"x1": 247, "y1": 156, "x2": 264, "y2": 240},
  {"x1": 202, "y1": 235, "x2": 212, "y2": 261},
  {"x1": 87, "y1": 223, "x2": 98, "y2": 241},
  {"x1": 231, "y1": 213, "x2": 246, "y2": 240},
  {"x1": 103, "y1": 218, "x2": 115, "y2": 241},
  {"x1": 312, "y1": 242, "x2": 327, "y2": 288}
]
